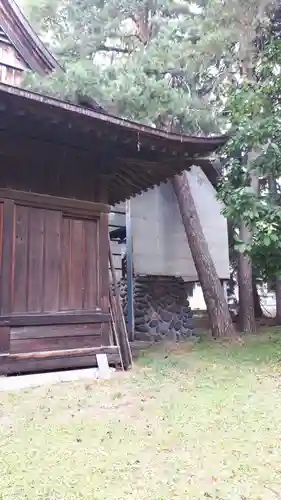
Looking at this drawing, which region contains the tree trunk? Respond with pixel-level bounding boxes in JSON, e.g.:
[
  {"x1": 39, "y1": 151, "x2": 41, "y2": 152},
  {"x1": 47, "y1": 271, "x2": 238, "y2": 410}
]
[
  {"x1": 275, "y1": 278, "x2": 281, "y2": 324},
  {"x1": 238, "y1": 222, "x2": 256, "y2": 333},
  {"x1": 252, "y1": 275, "x2": 263, "y2": 318},
  {"x1": 268, "y1": 175, "x2": 281, "y2": 323},
  {"x1": 237, "y1": 164, "x2": 258, "y2": 333},
  {"x1": 172, "y1": 171, "x2": 235, "y2": 338}
]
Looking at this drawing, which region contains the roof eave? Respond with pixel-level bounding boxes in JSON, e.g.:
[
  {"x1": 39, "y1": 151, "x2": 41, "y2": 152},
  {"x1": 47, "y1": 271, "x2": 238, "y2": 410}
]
[{"x1": 0, "y1": 82, "x2": 228, "y2": 150}]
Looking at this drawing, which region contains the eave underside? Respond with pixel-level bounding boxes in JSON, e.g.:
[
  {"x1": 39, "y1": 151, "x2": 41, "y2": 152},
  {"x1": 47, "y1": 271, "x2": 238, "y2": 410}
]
[{"x1": 0, "y1": 84, "x2": 226, "y2": 205}]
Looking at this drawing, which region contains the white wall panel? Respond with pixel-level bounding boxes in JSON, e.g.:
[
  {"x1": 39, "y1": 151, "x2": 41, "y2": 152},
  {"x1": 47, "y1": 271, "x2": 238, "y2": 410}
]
[{"x1": 131, "y1": 166, "x2": 229, "y2": 281}]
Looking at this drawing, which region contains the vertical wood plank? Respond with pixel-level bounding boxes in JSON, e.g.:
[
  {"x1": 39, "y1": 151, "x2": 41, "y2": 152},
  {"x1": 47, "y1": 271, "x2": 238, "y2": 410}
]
[
  {"x1": 43, "y1": 210, "x2": 61, "y2": 312},
  {"x1": 69, "y1": 219, "x2": 84, "y2": 310},
  {"x1": 98, "y1": 213, "x2": 109, "y2": 313},
  {"x1": 0, "y1": 202, "x2": 4, "y2": 319},
  {"x1": 84, "y1": 219, "x2": 98, "y2": 310},
  {"x1": 1, "y1": 199, "x2": 15, "y2": 315},
  {"x1": 100, "y1": 213, "x2": 110, "y2": 346},
  {"x1": 59, "y1": 217, "x2": 70, "y2": 310},
  {"x1": 27, "y1": 208, "x2": 44, "y2": 313},
  {"x1": 0, "y1": 202, "x2": 3, "y2": 274},
  {"x1": 13, "y1": 205, "x2": 28, "y2": 313}
]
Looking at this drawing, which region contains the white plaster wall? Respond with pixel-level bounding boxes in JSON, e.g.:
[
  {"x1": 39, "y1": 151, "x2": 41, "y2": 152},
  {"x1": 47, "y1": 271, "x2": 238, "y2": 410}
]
[{"x1": 130, "y1": 166, "x2": 230, "y2": 281}]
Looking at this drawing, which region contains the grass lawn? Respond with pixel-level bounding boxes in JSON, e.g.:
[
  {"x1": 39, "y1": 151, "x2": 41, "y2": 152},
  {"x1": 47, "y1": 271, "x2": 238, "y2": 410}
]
[{"x1": 1, "y1": 332, "x2": 281, "y2": 500}]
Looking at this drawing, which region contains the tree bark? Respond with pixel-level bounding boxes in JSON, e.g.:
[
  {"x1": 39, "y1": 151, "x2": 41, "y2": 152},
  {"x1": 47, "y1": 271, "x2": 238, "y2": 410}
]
[
  {"x1": 237, "y1": 164, "x2": 258, "y2": 333},
  {"x1": 172, "y1": 171, "x2": 235, "y2": 338},
  {"x1": 252, "y1": 275, "x2": 263, "y2": 318},
  {"x1": 275, "y1": 278, "x2": 281, "y2": 324},
  {"x1": 268, "y1": 175, "x2": 281, "y2": 323},
  {"x1": 238, "y1": 222, "x2": 256, "y2": 332}
]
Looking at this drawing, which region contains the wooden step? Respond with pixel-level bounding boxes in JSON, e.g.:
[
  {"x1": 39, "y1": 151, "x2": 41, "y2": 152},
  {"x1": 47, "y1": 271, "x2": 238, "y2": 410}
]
[{"x1": 0, "y1": 346, "x2": 119, "y2": 375}]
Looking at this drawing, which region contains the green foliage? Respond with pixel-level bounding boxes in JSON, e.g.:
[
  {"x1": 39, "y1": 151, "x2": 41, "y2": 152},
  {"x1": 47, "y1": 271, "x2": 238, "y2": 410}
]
[
  {"x1": 219, "y1": 38, "x2": 281, "y2": 278},
  {"x1": 22, "y1": 0, "x2": 281, "y2": 280},
  {"x1": 22, "y1": 0, "x2": 275, "y2": 132}
]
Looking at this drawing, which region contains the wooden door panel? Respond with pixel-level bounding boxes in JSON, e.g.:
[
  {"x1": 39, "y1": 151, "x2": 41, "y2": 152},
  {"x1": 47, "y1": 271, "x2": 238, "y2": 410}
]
[
  {"x1": 9, "y1": 204, "x2": 100, "y2": 315},
  {"x1": 13, "y1": 205, "x2": 28, "y2": 313},
  {"x1": 69, "y1": 218, "x2": 84, "y2": 310},
  {"x1": 59, "y1": 215, "x2": 99, "y2": 311},
  {"x1": 43, "y1": 210, "x2": 61, "y2": 312},
  {"x1": 59, "y1": 216, "x2": 70, "y2": 311},
  {"x1": 84, "y1": 219, "x2": 98, "y2": 309},
  {"x1": 13, "y1": 205, "x2": 61, "y2": 314},
  {"x1": 27, "y1": 208, "x2": 45, "y2": 312}
]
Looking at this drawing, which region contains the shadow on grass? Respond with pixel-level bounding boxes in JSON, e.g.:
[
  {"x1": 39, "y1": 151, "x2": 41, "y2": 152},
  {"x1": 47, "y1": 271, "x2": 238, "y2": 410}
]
[{"x1": 135, "y1": 328, "x2": 281, "y2": 372}]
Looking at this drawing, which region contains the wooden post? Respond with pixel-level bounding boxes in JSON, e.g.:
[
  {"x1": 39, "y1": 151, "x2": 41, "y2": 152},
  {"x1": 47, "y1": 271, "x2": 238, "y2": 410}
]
[
  {"x1": 126, "y1": 200, "x2": 135, "y2": 341},
  {"x1": 108, "y1": 237, "x2": 133, "y2": 369}
]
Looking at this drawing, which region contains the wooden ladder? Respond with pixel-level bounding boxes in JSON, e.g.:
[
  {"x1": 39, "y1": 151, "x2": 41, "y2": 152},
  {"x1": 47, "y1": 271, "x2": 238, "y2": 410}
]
[{"x1": 108, "y1": 238, "x2": 132, "y2": 370}]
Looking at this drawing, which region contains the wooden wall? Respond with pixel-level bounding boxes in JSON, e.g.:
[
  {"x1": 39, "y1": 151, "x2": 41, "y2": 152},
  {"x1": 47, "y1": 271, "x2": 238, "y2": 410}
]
[
  {"x1": 11, "y1": 206, "x2": 99, "y2": 314},
  {"x1": 0, "y1": 190, "x2": 112, "y2": 374},
  {"x1": 0, "y1": 39, "x2": 26, "y2": 86}
]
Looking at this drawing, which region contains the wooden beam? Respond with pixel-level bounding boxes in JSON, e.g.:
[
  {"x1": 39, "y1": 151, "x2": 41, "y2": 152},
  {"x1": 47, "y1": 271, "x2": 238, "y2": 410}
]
[
  {"x1": 10, "y1": 324, "x2": 102, "y2": 340},
  {"x1": 0, "y1": 189, "x2": 110, "y2": 215},
  {"x1": 0, "y1": 345, "x2": 118, "y2": 360},
  {"x1": 126, "y1": 200, "x2": 135, "y2": 341},
  {"x1": 0, "y1": 311, "x2": 111, "y2": 327}
]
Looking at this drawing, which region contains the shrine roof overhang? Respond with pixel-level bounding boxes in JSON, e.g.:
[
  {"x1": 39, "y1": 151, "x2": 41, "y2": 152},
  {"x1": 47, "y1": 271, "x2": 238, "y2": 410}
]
[{"x1": 0, "y1": 83, "x2": 228, "y2": 205}]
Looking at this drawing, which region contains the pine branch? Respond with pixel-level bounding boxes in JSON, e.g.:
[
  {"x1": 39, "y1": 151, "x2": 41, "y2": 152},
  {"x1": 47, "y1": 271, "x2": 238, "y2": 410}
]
[{"x1": 97, "y1": 44, "x2": 131, "y2": 53}]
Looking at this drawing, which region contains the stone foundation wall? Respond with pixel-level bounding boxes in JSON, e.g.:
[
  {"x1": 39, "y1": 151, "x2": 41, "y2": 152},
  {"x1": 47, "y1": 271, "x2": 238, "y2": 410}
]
[{"x1": 119, "y1": 275, "x2": 196, "y2": 341}]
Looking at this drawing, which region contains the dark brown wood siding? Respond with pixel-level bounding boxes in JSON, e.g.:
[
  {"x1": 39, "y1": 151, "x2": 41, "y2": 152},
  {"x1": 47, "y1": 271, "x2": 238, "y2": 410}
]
[
  {"x1": 11, "y1": 204, "x2": 100, "y2": 314},
  {"x1": 59, "y1": 216, "x2": 99, "y2": 311},
  {"x1": 0, "y1": 156, "x2": 101, "y2": 203},
  {"x1": 10, "y1": 323, "x2": 103, "y2": 354},
  {"x1": 0, "y1": 190, "x2": 111, "y2": 375}
]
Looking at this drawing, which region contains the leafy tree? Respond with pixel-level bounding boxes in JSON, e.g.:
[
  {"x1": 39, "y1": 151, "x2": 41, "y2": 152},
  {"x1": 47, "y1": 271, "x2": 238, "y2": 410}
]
[
  {"x1": 22, "y1": 0, "x2": 280, "y2": 335},
  {"x1": 218, "y1": 36, "x2": 281, "y2": 323},
  {"x1": 220, "y1": 39, "x2": 281, "y2": 277},
  {"x1": 23, "y1": 0, "x2": 275, "y2": 131}
]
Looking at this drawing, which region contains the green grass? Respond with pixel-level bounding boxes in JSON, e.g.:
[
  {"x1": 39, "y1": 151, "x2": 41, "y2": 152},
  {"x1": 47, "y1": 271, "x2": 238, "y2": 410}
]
[{"x1": 2, "y1": 331, "x2": 281, "y2": 499}]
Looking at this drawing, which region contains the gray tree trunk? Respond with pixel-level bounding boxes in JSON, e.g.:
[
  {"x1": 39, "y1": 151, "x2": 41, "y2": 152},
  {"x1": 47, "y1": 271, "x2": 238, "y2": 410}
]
[
  {"x1": 275, "y1": 278, "x2": 281, "y2": 324},
  {"x1": 237, "y1": 163, "x2": 258, "y2": 333},
  {"x1": 268, "y1": 175, "x2": 281, "y2": 323},
  {"x1": 252, "y1": 274, "x2": 263, "y2": 318},
  {"x1": 238, "y1": 222, "x2": 256, "y2": 332},
  {"x1": 173, "y1": 171, "x2": 235, "y2": 338}
]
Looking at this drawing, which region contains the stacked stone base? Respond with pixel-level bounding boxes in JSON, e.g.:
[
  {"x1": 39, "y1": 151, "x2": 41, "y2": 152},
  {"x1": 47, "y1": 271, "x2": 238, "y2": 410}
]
[{"x1": 119, "y1": 275, "x2": 197, "y2": 342}]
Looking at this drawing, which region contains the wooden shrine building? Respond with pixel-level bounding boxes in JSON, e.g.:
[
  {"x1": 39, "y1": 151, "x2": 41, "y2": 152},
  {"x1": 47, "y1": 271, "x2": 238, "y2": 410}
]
[
  {"x1": 0, "y1": 83, "x2": 226, "y2": 374},
  {"x1": 0, "y1": 0, "x2": 61, "y2": 85}
]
